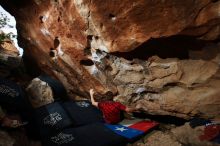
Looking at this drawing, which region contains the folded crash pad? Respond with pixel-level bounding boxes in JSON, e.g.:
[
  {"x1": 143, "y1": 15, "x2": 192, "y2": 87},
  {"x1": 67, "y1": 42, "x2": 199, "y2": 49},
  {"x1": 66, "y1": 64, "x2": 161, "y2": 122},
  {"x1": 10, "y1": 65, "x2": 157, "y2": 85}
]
[
  {"x1": 62, "y1": 100, "x2": 104, "y2": 127},
  {"x1": 42, "y1": 123, "x2": 127, "y2": 146},
  {"x1": 34, "y1": 102, "x2": 72, "y2": 136},
  {"x1": 105, "y1": 119, "x2": 159, "y2": 140},
  {"x1": 38, "y1": 75, "x2": 67, "y2": 100},
  {"x1": 0, "y1": 78, "x2": 29, "y2": 112}
]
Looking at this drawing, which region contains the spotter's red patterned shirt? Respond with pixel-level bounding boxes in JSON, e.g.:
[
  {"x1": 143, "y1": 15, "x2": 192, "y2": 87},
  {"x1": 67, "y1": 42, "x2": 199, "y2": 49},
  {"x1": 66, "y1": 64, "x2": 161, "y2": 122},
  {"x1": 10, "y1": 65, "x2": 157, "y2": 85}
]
[{"x1": 98, "y1": 101, "x2": 126, "y2": 124}]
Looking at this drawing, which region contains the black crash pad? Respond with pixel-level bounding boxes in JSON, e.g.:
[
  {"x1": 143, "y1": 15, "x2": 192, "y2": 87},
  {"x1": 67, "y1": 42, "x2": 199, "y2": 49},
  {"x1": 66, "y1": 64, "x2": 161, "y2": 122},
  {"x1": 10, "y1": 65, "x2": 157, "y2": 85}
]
[
  {"x1": 42, "y1": 122, "x2": 127, "y2": 146},
  {"x1": 61, "y1": 100, "x2": 104, "y2": 127},
  {"x1": 34, "y1": 102, "x2": 73, "y2": 136},
  {"x1": 0, "y1": 78, "x2": 29, "y2": 112}
]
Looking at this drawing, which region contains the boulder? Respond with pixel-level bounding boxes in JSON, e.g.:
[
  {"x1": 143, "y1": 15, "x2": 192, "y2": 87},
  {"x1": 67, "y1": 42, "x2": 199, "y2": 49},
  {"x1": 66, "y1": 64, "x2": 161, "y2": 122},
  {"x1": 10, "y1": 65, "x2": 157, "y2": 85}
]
[
  {"x1": 0, "y1": 0, "x2": 220, "y2": 119},
  {"x1": 1, "y1": 0, "x2": 220, "y2": 96},
  {"x1": 0, "y1": 39, "x2": 21, "y2": 77},
  {"x1": 91, "y1": 53, "x2": 220, "y2": 119},
  {"x1": 26, "y1": 78, "x2": 54, "y2": 108}
]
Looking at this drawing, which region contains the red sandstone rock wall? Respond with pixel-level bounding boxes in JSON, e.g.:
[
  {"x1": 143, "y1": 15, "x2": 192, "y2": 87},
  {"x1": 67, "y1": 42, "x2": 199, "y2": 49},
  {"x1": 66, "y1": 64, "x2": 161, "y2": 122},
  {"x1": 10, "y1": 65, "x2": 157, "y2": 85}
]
[{"x1": 1, "y1": 0, "x2": 220, "y2": 119}]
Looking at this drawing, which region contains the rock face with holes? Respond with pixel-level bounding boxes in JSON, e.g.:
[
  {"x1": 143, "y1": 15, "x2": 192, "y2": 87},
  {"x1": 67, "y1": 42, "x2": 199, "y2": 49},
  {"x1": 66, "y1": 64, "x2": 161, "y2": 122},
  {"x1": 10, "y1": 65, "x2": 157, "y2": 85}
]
[
  {"x1": 73, "y1": 0, "x2": 220, "y2": 52},
  {"x1": 87, "y1": 51, "x2": 220, "y2": 119},
  {"x1": 1, "y1": 0, "x2": 220, "y2": 120}
]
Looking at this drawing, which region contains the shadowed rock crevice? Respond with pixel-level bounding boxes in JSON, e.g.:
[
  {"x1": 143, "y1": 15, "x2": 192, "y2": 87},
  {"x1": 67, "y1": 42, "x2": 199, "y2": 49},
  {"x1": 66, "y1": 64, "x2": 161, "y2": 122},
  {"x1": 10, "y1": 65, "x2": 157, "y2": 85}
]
[
  {"x1": 0, "y1": 1, "x2": 220, "y2": 146},
  {"x1": 88, "y1": 49, "x2": 220, "y2": 119},
  {"x1": 80, "y1": 59, "x2": 94, "y2": 66},
  {"x1": 133, "y1": 112, "x2": 187, "y2": 126},
  {"x1": 111, "y1": 35, "x2": 212, "y2": 60},
  {"x1": 0, "y1": 0, "x2": 220, "y2": 120}
]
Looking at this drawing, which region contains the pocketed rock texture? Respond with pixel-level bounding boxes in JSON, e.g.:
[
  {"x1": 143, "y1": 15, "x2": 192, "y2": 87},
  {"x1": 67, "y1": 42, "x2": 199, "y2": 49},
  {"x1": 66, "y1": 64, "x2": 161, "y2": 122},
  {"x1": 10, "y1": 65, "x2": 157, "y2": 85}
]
[
  {"x1": 89, "y1": 51, "x2": 220, "y2": 119},
  {"x1": 0, "y1": 0, "x2": 220, "y2": 119}
]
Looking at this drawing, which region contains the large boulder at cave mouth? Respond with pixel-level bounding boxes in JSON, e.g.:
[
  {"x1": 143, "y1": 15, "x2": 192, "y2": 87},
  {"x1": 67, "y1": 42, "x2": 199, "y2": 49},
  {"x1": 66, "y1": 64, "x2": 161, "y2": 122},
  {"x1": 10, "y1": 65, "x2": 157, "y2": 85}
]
[{"x1": 0, "y1": 0, "x2": 220, "y2": 120}]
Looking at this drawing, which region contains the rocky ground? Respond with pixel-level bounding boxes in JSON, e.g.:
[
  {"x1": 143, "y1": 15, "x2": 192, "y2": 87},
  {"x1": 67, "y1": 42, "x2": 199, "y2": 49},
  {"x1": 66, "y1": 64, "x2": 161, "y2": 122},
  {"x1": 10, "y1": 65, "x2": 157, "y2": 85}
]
[
  {"x1": 0, "y1": 0, "x2": 220, "y2": 145},
  {"x1": 129, "y1": 123, "x2": 220, "y2": 146}
]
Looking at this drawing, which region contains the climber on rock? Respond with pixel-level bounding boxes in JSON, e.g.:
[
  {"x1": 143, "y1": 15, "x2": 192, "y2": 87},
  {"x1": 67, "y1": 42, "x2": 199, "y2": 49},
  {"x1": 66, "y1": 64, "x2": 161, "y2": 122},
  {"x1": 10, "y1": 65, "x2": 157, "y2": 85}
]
[{"x1": 89, "y1": 89, "x2": 137, "y2": 124}]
